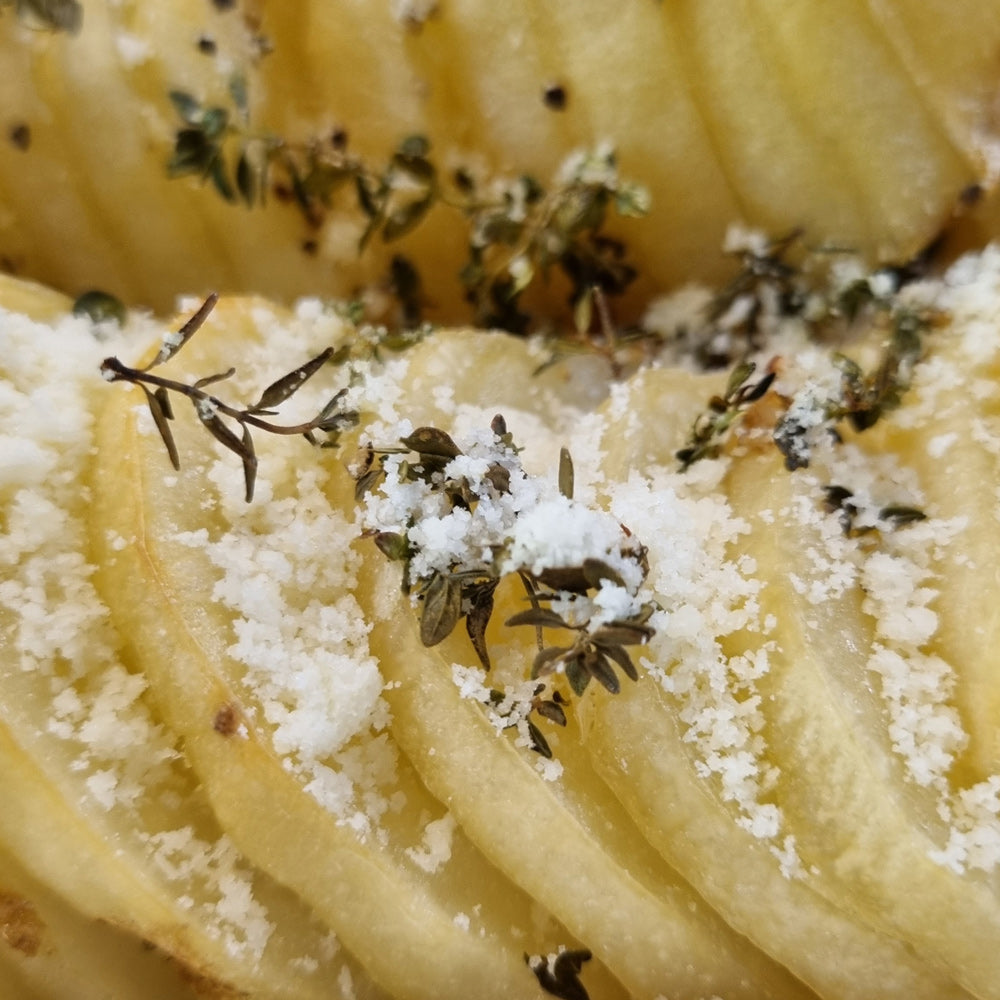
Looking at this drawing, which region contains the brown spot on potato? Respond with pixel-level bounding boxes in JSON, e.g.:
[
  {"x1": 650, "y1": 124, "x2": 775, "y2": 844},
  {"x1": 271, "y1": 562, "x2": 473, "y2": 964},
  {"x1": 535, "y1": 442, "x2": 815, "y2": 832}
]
[{"x1": 0, "y1": 891, "x2": 45, "y2": 957}]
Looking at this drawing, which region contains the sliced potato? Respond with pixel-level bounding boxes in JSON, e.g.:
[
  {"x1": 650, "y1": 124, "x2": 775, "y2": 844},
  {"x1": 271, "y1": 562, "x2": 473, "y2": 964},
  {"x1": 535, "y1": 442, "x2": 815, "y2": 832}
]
[
  {"x1": 0, "y1": 819, "x2": 203, "y2": 1000},
  {"x1": 0, "y1": 3, "x2": 997, "y2": 313},
  {"x1": 572, "y1": 366, "x2": 969, "y2": 999},
  {"x1": 89, "y1": 295, "x2": 621, "y2": 1000},
  {"x1": 723, "y1": 449, "x2": 1000, "y2": 999},
  {"x1": 0, "y1": 282, "x2": 388, "y2": 999}
]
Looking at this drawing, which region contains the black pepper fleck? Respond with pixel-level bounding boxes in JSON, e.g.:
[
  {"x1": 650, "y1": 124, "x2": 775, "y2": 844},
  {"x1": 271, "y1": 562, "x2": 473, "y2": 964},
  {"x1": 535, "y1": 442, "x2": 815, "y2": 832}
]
[
  {"x1": 197, "y1": 35, "x2": 217, "y2": 55},
  {"x1": 8, "y1": 123, "x2": 30, "y2": 151},
  {"x1": 959, "y1": 183, "x2": 984, "y2": 209},
  {"x1": 301, "y1": 239, "x2": 319, "y2": 256},
  {"x1": 542, "y1": 83, "x2": 568, "y2": 111},
  {"x1": 210, "y1": 0, "x2": 236, "y2": 10},
  {"x1": 330, "y1": 127, "x2": 348, "y2": 151}
]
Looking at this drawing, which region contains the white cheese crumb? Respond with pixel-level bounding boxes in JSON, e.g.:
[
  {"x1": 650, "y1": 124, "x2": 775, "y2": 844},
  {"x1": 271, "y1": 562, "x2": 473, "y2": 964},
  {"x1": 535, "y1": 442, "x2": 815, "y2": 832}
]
[{"x1": 405, "y1": 814, "x2": 457, "y2": 874}]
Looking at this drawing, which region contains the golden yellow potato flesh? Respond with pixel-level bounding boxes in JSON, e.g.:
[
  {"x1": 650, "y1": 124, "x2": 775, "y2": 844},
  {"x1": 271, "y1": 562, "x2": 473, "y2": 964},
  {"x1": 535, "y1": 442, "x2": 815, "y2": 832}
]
[{"x1": 0, "y1": 2, "x2": 999, "y2": 318}]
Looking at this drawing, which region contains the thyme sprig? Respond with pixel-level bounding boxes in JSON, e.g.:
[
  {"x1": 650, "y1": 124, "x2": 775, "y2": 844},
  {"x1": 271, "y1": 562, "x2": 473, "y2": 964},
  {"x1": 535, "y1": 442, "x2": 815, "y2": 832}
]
[
  {"x1": 668, "y1": 229, "x2": 939, "y2": 471},
  {"x1": 774, "y1": 306, "x2": 928, "y2": 470},
  {"x1": 358, "y1": 417, "x2": 654, "y2": 757},
  {"x1": 166, "y1": 85, "x2": 648, "y2": 331},
  {"x1": 100, "y1": 294, "x2": 358, "y2": 501},
  {"x1": 676, "y1": 361, "x2": 776, "y2": 470}
]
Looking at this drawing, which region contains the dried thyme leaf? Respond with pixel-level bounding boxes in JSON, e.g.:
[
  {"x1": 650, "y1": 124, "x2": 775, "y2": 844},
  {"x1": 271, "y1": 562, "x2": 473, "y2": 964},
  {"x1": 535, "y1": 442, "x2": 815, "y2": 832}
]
[
  {"x1": 526, "y1": 949, "x2": 593, "y2": 1000},
  {"x1": 140, "y1": 385, "x2": 179, "y2": 471},
  {"x1": 145, "y1": 293, "x2": 219, "y2": 370},
  {"x1": 879, "y1": 504, "x2": 927, "y2": 528},
  {"x1": 400, "y1": 426, "x2": 462, "y2": 460},
  {"x1": 533, "y1": 697, "x2": 568, "y2": 727},
  {"x1": 532, "y1": 646, "x2": 573, "y2": 679},
  {"x1": 558, "y1": 446, "x2": 574, "y2": 500},
  {"x1": 420, "y1": 571, "x2": 463, "y2": 647},
  {"x1": 465, "y1": 580, "x2": 498, "y2": 671},
  {"x1": 249, "y1": 347, "x2": 334, "y2": 413},
  {"x1": 194, "y1": 399, "x2": 251, "y2": 458},
  {"x1": 581, "y1": 557, "x2": 625, "y2": 590},
  {"x1": 382, "y1": 194, "x2": 435, "y2": 242},
  {"x1": 354, "y1": 465, "x2": 386, "y2": 501},
  {"x1": 591, "y1": 622, "x2": 654, "y2": 647},
  {"x1": 373, "y1": 531, "x2": 409, "y2": 562},
  {"x1": 526, "y1": 719, "x2": 553, "y2": 759},
  {"x1": 193, "y1": 368, "x2": 236, "y2": 390},
  {"x1": 506, "y1": 608, "x2": 572, "y2": 631},
  {"x1": 597, "y1": 642, "x2": 639, "y2": 682},
  {"x1": 239, "y1": 423, "x2": 258, "y2": 502},
  {"x1": 564, "y1": 653, "x2": 590, "y2": 697},
  {"x1": 584, "y1": 647, "x2": 620, "y2": 694}
]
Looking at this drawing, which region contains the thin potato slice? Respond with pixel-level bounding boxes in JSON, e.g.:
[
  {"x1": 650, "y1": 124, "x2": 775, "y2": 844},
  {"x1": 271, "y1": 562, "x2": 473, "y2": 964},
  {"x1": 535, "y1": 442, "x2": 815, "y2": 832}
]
[
  {"x1": 724, "y1": 450, "x2": 1000, "y2": 999},
  {"x1": 663, "y1": 0, "x2": 869, "y2": 244},
  {"x1": 853, "y1": 293, "x2": 1000, "y2": 779},
  {"x1": 0, "y1": 833, "x2": 202, "y2": 1000},
  {"x1": 749, "y1": 0, "x2": 972, "y2": 259}
]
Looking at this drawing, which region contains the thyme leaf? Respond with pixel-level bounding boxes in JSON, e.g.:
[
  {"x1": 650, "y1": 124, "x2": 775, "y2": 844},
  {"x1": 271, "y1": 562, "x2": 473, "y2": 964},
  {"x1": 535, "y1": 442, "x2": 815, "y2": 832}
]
[
  {"x1": 101, "y1": 296, "x2": 358, "y2": 502},
  {"x1": 822, "y1": 485, "x2": 927, "y2": 537},
  {"x1": 676, "y1": 361, "x2": 776, "y2": 469},
  {"x1": 72, "y1": 290, "x2": 126, "y2": 326},
  {"x1": 419, "y1": 571, "x2": 464, "y2": 647},
  {"x1": 525, "y1": 949, "x2": 593, "y2": 1000}
]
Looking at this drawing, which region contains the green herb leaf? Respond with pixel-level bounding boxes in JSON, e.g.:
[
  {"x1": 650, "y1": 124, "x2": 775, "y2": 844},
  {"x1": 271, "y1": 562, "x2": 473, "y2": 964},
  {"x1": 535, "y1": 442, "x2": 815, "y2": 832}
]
[
  {"x1": 583, "y1": 647, "x2": 620, "y2": 694},
  {"x1": 526, "y1": 949, "x2": 593, "y2": 1000},
  {"x1": 401, "y1": 426, "x2": 462, "y2": 459},
  {"x1": 526, "y1": 719, "x2": 553, "y2": 759},
  {"x1": 581, "y1": 557, "x2": 624, "y2": 590},
  {"x1": 250, "y1": 347, "x2": 334, "y2": 413},
  {"x1": 168, "y1": 90, "x2": 203, "y2": 125},
  {"x1": 531, "y1": 646, "x2": 572, "y2": 679},
  {"x1": 879, "y1": 504, "x2": 927, "y2": 528},
  {"x1": 374, "y1": 531, "x2": 409, "y2": 562},
  {"x1": 597, "y1": 642, "x2": 639, "y2": 682},
  {"x1": 506, "y1": 608, "x2": 572, "y2": 631},
  {"x1": 420, "y1": 572, "x2": 463, "y2": 647},
  {"x1": 382, "y1": 194, "x2": 435, "y2": 242},
  {"x1": 145, "y1": 293, "x2": 219, "y2": 370},
  {"x1": 465, "y1": 580, "x2": 498, "y2": 671},
  {"x1": 558, "y1": 447, "x2": 574, "y2": 500},
  {"x1": 140, "y1": 386, "x2": 180, "y2": 471}
]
